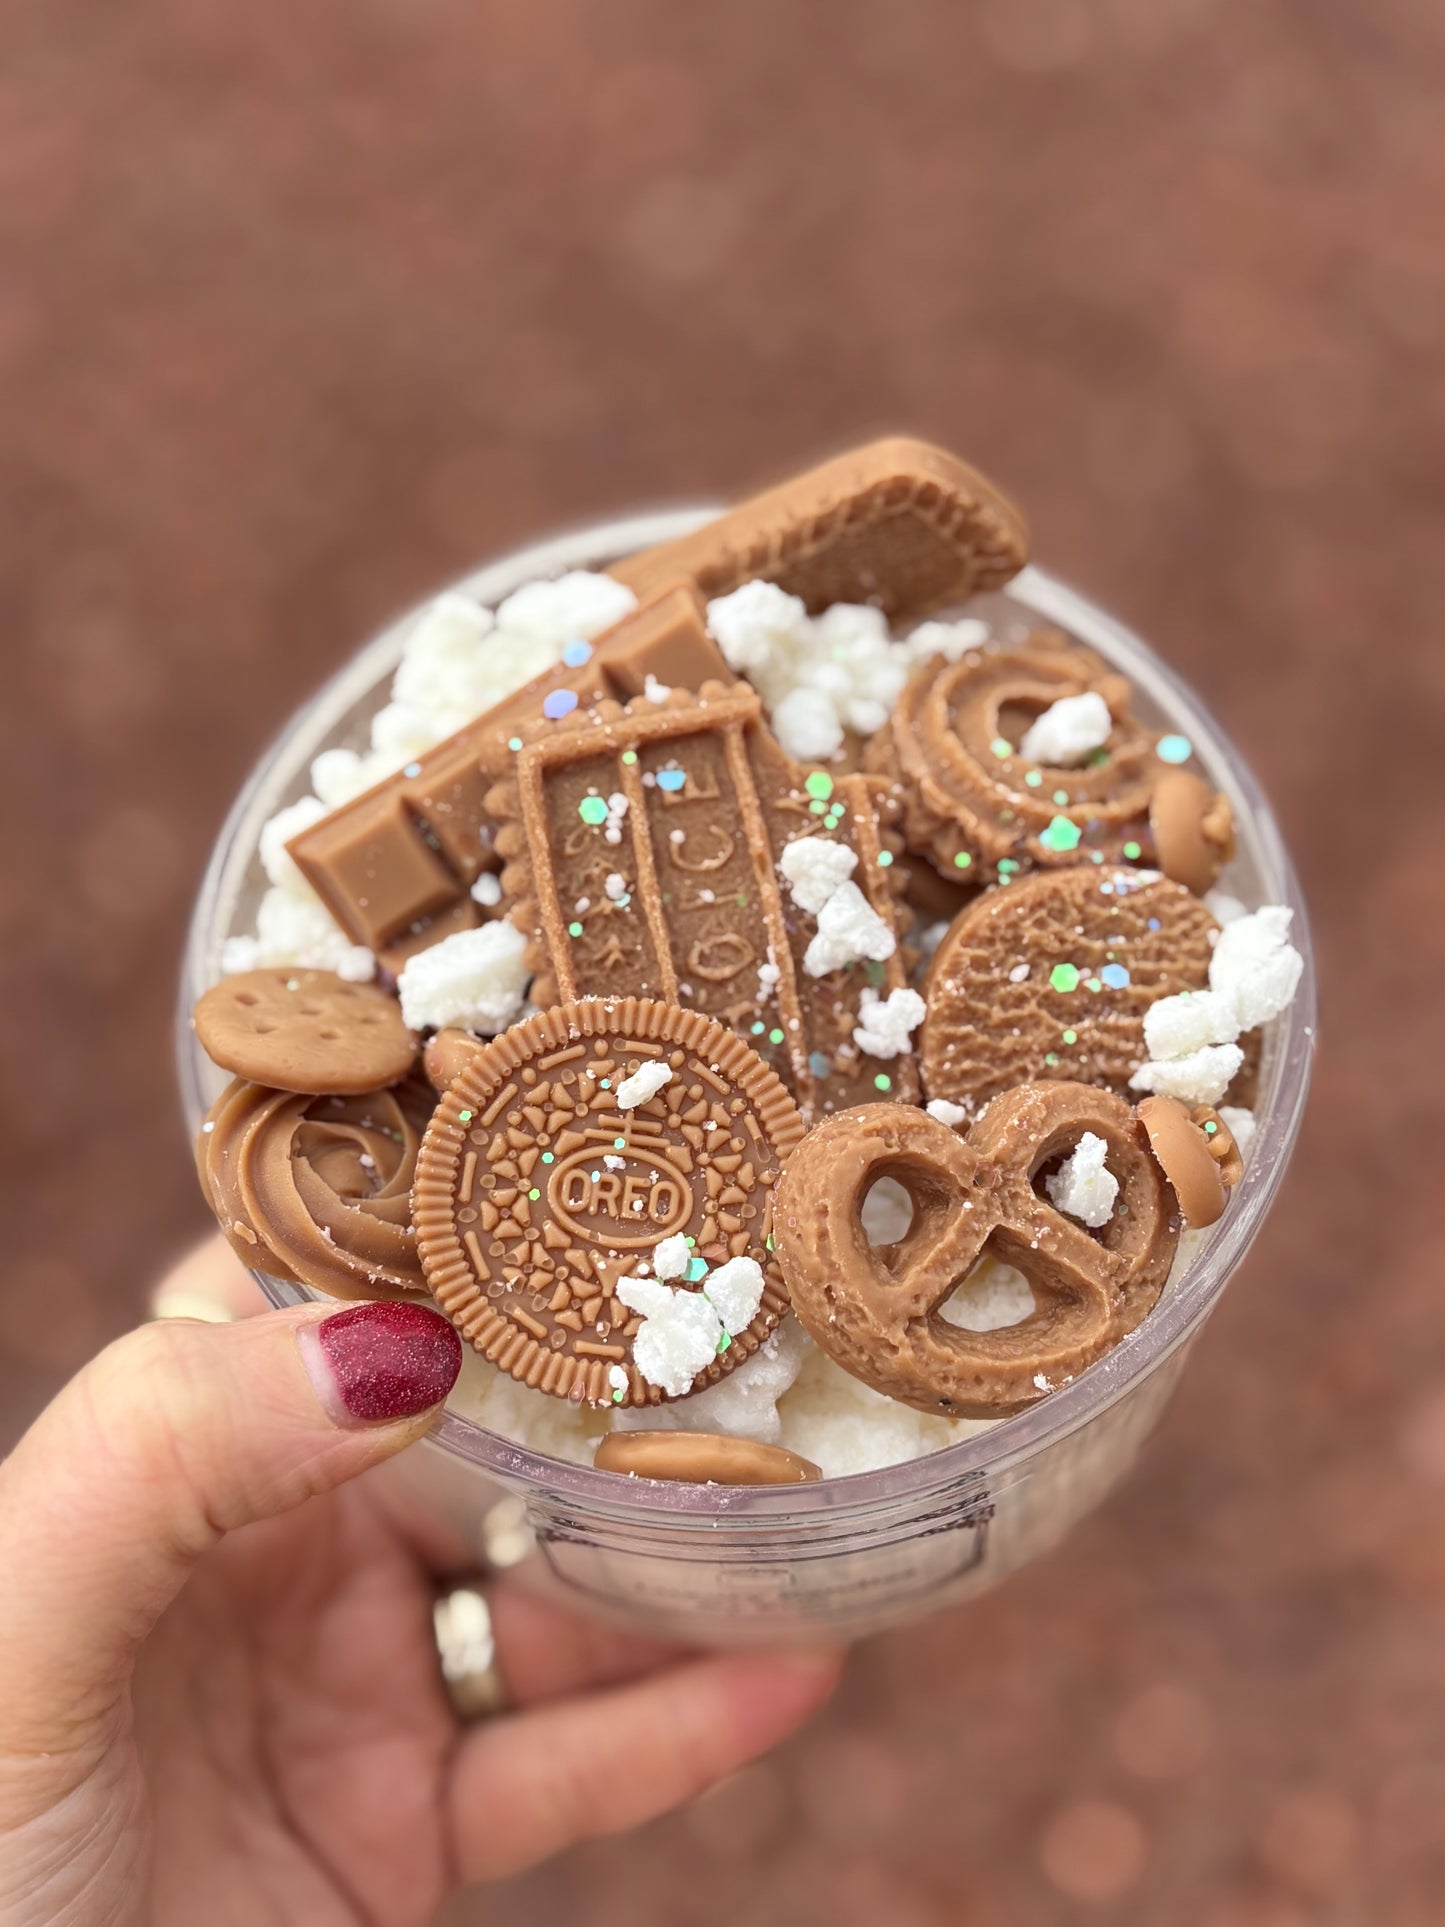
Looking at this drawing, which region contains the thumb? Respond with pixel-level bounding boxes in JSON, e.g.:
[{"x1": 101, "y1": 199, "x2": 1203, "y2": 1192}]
[{"x1": 0, "y1": 1268, "x2": 461, "y2": 1756}]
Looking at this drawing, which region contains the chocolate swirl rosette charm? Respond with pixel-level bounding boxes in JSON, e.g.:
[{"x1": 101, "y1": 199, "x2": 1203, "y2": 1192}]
[
  {"x1": 865, "y1": 629, "x2": 1233, "y2": 892},
  {"x1": 772, "y1": 1084, "x2": 1178, "y2": 1419},
  {"x1": 196, "y1": 1073, "x2": 436, "y2": 1299}
]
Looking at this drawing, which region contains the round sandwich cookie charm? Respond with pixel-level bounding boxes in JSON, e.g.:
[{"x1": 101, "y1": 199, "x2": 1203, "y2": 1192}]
[{"x1": 413, "y1": 997, "x2": 805, "y2": 1407}]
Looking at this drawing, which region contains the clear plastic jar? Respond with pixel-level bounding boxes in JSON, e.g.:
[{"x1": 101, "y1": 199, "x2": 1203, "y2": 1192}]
[{"x1": 178, "y1": 510, "x2": 1314, "y2": 1646}]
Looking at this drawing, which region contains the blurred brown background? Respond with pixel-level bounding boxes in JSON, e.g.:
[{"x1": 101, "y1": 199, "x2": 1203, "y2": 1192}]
[{"x1": 1, "y1": 1, "x2": 1441, "y2": 1921}]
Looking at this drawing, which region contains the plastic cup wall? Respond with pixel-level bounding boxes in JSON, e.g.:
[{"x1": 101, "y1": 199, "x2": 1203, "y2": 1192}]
[{"x1": 178, "y1": 512, "x2": 1314, "y2": 1643}]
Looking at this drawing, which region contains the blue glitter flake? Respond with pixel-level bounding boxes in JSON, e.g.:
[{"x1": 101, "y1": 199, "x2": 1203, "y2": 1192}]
[
  {"x1": 543, "y1": 689, "x2": 579, "y2": 720},
  {"x1": 1157, "y1": 733, "x2": 1192, "y2": 765},
  {"x1": 657, "y1": 769, "x2": 686, "y2": 792},
  {"x1": 808, "y1": 1051, "x2": 832, "y2": 1078},
  {"x1": 1147, "y1": 917, "x2": 1161, "y2": 932},
  {"x1": 1101, "y1": 963, "x2": 1130, "y2": 989},
  {"x1": 561, "y1": 639, "x2": 593, "y2": 668}
]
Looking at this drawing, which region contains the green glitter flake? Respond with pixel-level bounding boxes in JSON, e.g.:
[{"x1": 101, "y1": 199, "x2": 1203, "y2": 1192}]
[
  {"x1": 808, "y1": 799, "x2": 828, "y2": 814},
  {"x1": 1050, "y1": 962, "x2": 1080, "y2": 993},
  {"x1": 1040, "y1": 814, "x2": 1082, "y2": 853},
  {"x1": 805, "y1": 770, "x2": 834, "y2": 801},
  {"x1": 1123, "y1": 840, "x2": 1142, "y2": 861},
  {"x1": 1044, "y1": 1051, "x2": 1060, "y2": 1067},
  {"x1": 766, "y1": 1233, "x2": 775, "y2": 1252},
  {"x1": 541, "y1": 1151, "x2": 554, "y2": 1164},
  {"x1": 1053, "y1": 789, "x2": 1070, "y2": 806},
  {"x1": 874, "y1": 1073, "x2": 892, "y2": 1092},
  {"x1": 528, "y1": 1187, "x2": 540, "y2": 1201},
  {"x1": 1089, "y1": 748, "x2": 1110, "y2": 767},
  {"x1": 611, "y1": 1388, "x2": 625, "y2": 1403},
  {"x1": 877, "y1": 850, "x2": 894, "y2": 867},
  {"x1": 578, "y1": 795, "x2": 609, "y2": 826},
  {"x1": 953, "y1": 851, "x2": 973, "y2": 870},
  {"x1": 998, "y1": 858, "x2": 1020, "y2": 875},
  {"x1": 768, "y1": 1027, "x2": 784, "y2": 1045},
  {"x1": 751, "y1": 1021, "x2": 765, "y2": 1035},
  {"x1": 685, "y1": 1236, "x2": 696, "y2": 1247},
  {"x1": 1086, "y1": 977, "x2": 1103, "y2": 993},
  {"x1": 613, "y1": 1137, "x2": 626, "y2": 1150},
  {"x1": 715, "y1": 1332, "x2": 732, "y2": 1354},
  {"x1": 866, "y1": 960, "x2": 888, "y2": 986},
  {"x1": 507, "y1": 736, "x2": 523, "y2": 752},
  {"x1": 1024, "y1": 770, "x2": 1043, "y2": 788},
  {"x1": 621, "y1": 749, "x2": 638, "y2": 765},
  {"x1": 599, "y1": 1079, "x2": 610, "y2": 1089},
  {"x1": 1157, "y1": 734, "x2": 1192, "y2": 765},
  {"x1": 567, "y1": 921, "x2": 584, "y2": 938},
  {"x1": 990, "y1": 737, "x2": 1013, "y2": 759},
  {"x1": 687, "y1": 1256, "x2": 709, "y2": 1282},
  {"x1": 458, "y1": 1110, "x2": 473, "y2": 1124},
  {"x1": 1062, "y1": 1029, "x2": 1078, "y2": 1045},
  {"x1": 1204, "y1": 1119, "x2": 1218, "y2": 1135}
]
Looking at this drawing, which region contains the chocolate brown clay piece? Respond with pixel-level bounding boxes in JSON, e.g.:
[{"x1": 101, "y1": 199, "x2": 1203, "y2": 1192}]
[
  {"x1": 1137, "y1": 1096, "x2": 1242, "y2": 1228},
  {"x1": 1149, "y1": 768, "x2": 1236, "y2": 897},
  {"x1": 193, "y1": 968, "x2": 418, "y2": 1094},
  {"x1": 424, "y1": 1027, "x2": 486, "y2": 1093},
  {"x1": 196, "y1": 1072, "x2": 435, "y2": 1298},
  {"x1": 865, "y1": 628, "x2": 1232, "y2": 892},
  {"x1": 594, "y1": 1431, "x2": 822, "y2": 1485},
  {"x1": 412, "y1": 998, "x2": 805, "y2": 1407},
  {"x1": 609, "y1": 438, "x2": 1028, "y2": 620},
  {"x1": 486, "y1": 679, "x2": 918, "y2": 1119},
  {"x1": 285, "y1": 587, "x2": 727, "y2": 968},
  {"x1": 921, "y1": 867, "x2": 1218, "y2": 1115},
  {"x1": 772, "y1": 1086, "x2": 1178, "y2": 1419}
]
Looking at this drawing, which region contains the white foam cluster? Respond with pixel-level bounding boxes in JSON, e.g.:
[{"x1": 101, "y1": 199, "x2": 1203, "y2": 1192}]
[
  {"x1": 1019, "y1": 691, "x2": 1113, "y2": 766},
  {"x1": 1044, "y1": 1132, "x2": 1119, "y2": 1229},
  {"x1": 225, "y1": 573, "x2": 635, "y2": 976},
  {"x1": 802, "y1": 881, "x2": 897, "y2": 977},
  {"x1": 610, "y1": 1318, "x2": 813, "y2": 1447},
  {"x1": 853, "y1": 986, "x2": 927, "y2": 1058},
  {"x1": 616, "y1": 1258, "x2": 767, "y2": 1398},
  {"x1": 614, "y1": 1061, "x2": 673, "y2": 1111},
  {"x1": 1131, "y1": 906, "x2": 1302, "y2": 1106},
  {"x1": 396, "y1": 920, "x2": 530, "y2": 1034},
  {"x1": 705, "y1": 583, "x2": 989, "y2": 761}
]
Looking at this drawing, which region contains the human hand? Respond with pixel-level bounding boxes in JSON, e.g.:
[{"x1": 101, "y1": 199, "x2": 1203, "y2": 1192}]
[{"x1": 0, "y1": 1239, "x2": 842, "y2": 1926}]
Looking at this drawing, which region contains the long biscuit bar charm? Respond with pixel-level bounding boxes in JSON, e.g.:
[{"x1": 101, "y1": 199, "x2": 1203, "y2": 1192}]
[{"x1": 487, "y1": 680, "x2": 919, "y2": 1118}]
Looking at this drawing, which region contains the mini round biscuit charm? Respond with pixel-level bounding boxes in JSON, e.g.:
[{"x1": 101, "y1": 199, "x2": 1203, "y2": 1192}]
[
  {"x1": 413, "y1": 998, "x2": 806, "y2": 1407},
  {"x1": 194, "y1": 968, "x2": 417, "y2": 1095}
]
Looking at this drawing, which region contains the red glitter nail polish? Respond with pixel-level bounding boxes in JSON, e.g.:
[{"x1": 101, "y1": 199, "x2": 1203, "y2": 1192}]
[{"x1": 310, "y1": 1301, "x2": 462, "y2": 1424}]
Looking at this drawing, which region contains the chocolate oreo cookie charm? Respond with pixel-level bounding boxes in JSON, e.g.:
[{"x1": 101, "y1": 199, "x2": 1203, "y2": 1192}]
[
  {"x1": 412, "y1": 998, "x2": 806, "y2": 1407},
  {"x1": 772, "y1": 1084, "x2": 1178, "y2": 1418},
  {"x1": 866, "y1": 629, "x2": 1233, "y2": 892}
]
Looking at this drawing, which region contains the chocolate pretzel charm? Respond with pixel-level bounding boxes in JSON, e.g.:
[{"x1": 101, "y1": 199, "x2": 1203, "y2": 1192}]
[{"x1": 772, "y1": 1083, "x2": 1179, "y2": 1418}]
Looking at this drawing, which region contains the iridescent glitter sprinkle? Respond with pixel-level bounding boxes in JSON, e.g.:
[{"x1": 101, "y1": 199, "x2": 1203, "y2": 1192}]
[
  {"x1": 543, "y1": 689, "x2": 579, "y2": 720},
  {"x1": 561, "y1": 639, "x2": 593, "y2": 668},
  {"x1": 1157, "y1": 734, "x2": 1192, "y2": 764}
]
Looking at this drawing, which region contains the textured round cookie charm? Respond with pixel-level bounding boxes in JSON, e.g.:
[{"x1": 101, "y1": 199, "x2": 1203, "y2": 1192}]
[{"x1": 413, "y1": 998, "x2": 806, "y2": 1406}]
